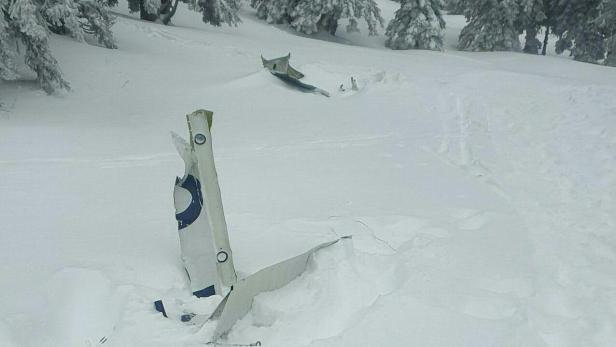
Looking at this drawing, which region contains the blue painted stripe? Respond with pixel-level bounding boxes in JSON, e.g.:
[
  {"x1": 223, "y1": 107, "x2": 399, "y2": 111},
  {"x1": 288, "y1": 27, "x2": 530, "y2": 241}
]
[
  {"x1": 154, "y1": 300, "x2": 167, "y2": 317},
  {"x1": 193, "y1": 285, "x2": 216, "y2": 298},
  {"x1": 272, "y1": 72, "x2": 317, "y2": 92}
]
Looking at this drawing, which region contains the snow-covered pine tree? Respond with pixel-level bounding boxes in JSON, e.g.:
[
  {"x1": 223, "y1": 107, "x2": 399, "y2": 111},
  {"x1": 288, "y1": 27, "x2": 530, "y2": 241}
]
[
  {"x1": 196, "y1": 0, "x2": 241, "y2": 26},
  {"x1": 385, "y1": 0, "x2": 445, "y2": 51},
  {"x1": 1, "y1": 0, "x2": 116, "y2": 92},
  {"x1": 519, "y1": 0, "x2": 547, "y2": 54},
  {"x1": 1, "y1": 0, "x2": 19, "y2": 81},
  {"x1": 129, "y1": 0, "x2": 240, "y2": 26},
  {"x1": 76, "y1": 0, "x2": 117, "y2": 48},
  {"x1": 42, "y1": 0, "x2": 116, "y2": 48},
  {"x1": 127, "y1": 0, "x2": 172, "y2": 21},
  {"x1": 606, "y1": 34, "x2": 616, "y2": 66},
  {"x1": 458, "y1": 0, "x2": 522, "y2": 51},
  {"x1": 598, "y1": 0, "x2": 616, "y2": 66},
  {"x1": 251, "y1": 0, "x2": 296, "y2": 24},
  {"x1": 289, "y1": 0, "x2": 384, "y2": 36},
  {"x1": 537, "y1": 0, "x2": 558, "y2": 55},
  {"x1": 553, "y1": 0, "x2": 605, "y2": 64},
  {"x1": 2, "y1": 0, "x2": 70, "y2": 93},
  {"x1": 128, "y1": 0, "x2": 156, "y2": 22},
  {"x1": 444, "y1": 0, "x2": 464, "y2": 14},
  {"x1": 42, "y1": 0, "x2": 84, "y2": 40},
  {"x1": 289, "y1": 0, "x2": 336, "y2": 34}
]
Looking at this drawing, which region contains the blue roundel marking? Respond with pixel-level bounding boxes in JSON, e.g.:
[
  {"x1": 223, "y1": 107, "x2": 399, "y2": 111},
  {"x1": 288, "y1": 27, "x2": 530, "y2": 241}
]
[{"x1": 175, "y1": 174, "x2": 203, "y2": 230}]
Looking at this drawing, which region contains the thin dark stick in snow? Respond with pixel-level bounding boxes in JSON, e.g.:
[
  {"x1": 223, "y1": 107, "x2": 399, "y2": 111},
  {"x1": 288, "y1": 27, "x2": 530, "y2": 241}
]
[
  {"x1": 354, "y1": 219, "x2": 397, "y2": 252},
  {"x1": 542, "y1": 27, "x2": 549, "y2": 56}
]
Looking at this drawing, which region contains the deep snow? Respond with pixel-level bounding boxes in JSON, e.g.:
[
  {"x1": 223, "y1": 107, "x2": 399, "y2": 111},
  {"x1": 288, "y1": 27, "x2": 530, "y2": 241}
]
[{"x1": 1, "y1": 2, "x2": 616, "y2": 347}]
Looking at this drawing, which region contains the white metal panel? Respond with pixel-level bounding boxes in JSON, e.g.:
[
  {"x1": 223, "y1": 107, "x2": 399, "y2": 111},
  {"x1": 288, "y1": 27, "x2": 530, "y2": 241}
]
[
  {"x1": 187, "y1": 110, "x2": 238, "y2": 287},
  {"x1": 172, "y1": 134, "x2": 222, "y2": 295},
  {"x1": 213, "y1": 238, "x2": 345, "y2": 339}
]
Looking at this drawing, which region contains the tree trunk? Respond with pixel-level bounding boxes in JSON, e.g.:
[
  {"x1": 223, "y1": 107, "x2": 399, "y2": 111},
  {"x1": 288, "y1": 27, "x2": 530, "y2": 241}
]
[
  {"x1": 542, "y1": 26, "x2": 550, "y2": 56},
  {"x1": 523, "y1": 28, "x2": 541, "y2": 54},
  {"x1": 160, "y1": 0, "x2": 180, "y2": 25},
  {"x1": 201, "y1": 0, "x2": 221, "y2": 26},
  {"x1": 317, "y1": 13, "x2": 339, "y2": 35}
]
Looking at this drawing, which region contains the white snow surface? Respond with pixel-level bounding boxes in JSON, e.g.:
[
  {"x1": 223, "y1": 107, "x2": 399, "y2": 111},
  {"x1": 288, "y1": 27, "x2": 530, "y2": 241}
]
[{"x1": 2, "y1": 2, "x2": 616, "y2": 347}]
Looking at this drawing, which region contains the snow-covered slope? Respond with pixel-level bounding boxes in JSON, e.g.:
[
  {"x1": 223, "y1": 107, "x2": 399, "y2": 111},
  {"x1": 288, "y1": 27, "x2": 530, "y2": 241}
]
[{"x1": 1, "y1": 2, "x2": 616, "y2": 347}]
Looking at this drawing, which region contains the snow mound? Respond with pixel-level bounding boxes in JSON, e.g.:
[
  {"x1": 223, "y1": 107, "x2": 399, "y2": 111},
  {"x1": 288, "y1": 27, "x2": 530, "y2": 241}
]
[
  {"x1": 46, "y1": 268, "x2": 127, "y2": 347},
  {"x1": 226, "y1": 240, "x2": 401, "y2": 346}
]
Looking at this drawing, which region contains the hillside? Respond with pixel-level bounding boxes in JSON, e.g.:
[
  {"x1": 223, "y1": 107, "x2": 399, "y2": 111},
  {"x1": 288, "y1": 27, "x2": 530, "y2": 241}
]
[{"x1": 1, "y1": 2, "x2": 616, "y2": 347}]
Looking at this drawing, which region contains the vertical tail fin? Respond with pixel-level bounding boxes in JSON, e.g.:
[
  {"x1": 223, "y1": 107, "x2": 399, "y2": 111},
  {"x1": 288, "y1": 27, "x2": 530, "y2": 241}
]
[
  {"x1": 185, "y1": 110, "x2": 237, "y2": 287},
  {"x1": 169, "y1": 110, "x2": 236, "y2": 299}
]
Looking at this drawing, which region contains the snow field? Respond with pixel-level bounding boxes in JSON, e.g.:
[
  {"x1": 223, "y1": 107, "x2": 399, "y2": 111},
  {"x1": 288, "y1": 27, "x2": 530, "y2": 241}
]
[{"x1": 1, "y1": 2, "x2": 616, "y2": 346}]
